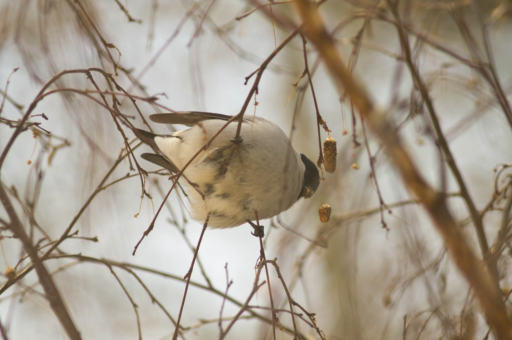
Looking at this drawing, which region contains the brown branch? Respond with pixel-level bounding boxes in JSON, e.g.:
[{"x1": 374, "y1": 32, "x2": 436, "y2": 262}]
[
  {"x1": 0, "y1": 185, "x2": 81, "y2": 340},
  {"x1": 294, "y1": 2, "x2": 512, "y2": 339}
]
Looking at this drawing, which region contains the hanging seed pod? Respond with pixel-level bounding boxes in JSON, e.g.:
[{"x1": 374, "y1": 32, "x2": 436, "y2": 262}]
[
  {"x1": 319, "y1": 203, "x2": 331, "y2": 223},
  {"x1": 323, "y1": 137, "x2": 337, "y2": 173},
  {"x1": 5, "y1": 267, "x2": 16, "y2": 280}
]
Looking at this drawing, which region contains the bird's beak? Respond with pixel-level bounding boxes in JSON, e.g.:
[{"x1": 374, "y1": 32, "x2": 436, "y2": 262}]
[{"x1": 301, "y1": 186, "x2": 314, "y2": 199}]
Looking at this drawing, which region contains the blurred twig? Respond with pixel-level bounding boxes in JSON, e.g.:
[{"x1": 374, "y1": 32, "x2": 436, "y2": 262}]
[{"x1": 294, "y1": 1, "x2": 512, "y2": 338}]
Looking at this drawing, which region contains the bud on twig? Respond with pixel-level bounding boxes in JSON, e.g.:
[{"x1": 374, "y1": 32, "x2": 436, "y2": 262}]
[
  {"x1": 323, "y1": 137, "x2": 337, "y2": 173},
  {"x1": 5, "y1": 267, "x2": 15, "y2": 280}
]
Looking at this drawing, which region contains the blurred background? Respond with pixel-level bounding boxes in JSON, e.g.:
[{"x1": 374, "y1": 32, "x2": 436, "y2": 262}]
[{"x1": 1, "y1": 0, "x2": 512, "y2": 339}]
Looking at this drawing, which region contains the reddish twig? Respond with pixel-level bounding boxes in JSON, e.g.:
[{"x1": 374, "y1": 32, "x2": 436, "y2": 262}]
[{"x1": 172, "y1": 214, "x2": 210, "y2": 340}]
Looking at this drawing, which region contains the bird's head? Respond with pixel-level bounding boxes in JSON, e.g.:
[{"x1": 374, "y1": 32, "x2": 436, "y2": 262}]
[{"x1": 298, "y1": 154, "x2": 320, "y2": 200}]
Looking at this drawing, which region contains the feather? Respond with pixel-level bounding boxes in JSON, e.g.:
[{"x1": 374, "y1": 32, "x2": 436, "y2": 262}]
[
  {"x1": 135, "y1": 129, "x2": 160, "y2": 151},
  {"x1": 150, "y1": 112, "x2": 235, "y2": 126},
  {"x1": 140, "y1": 153, "x2": 179, "y2": 173}
]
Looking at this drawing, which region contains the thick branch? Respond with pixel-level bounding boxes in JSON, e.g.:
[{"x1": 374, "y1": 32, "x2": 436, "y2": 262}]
[
  {"x1": 294, "y1": 2, "x2": 512, "y2": 339},
  {"x1": 0, "y1": 185, "x2": 81, "y2": 340}
]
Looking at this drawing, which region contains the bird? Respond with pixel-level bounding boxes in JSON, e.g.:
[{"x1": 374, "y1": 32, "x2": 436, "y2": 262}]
[{"x1": 136, "y1": 112, "x2": 320, "y2": 229}]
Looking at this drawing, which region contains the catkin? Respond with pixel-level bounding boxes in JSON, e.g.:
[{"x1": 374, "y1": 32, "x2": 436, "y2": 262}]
[
  {"x1": 319, "y1": 204, "x2": 331, "y2": 223},
  {"x1": 323, "y1": 137, "x2": 337, "y2": 173}
]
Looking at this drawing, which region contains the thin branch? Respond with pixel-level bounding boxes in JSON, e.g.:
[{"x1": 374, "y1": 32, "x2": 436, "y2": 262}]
[
  {"x1": 218, "y1": 263, "x2": 233, "y2": 335},
  {"x1": 172, "y1": 215, "x2": 210, "y2": 340},
  {"x1": 233, "y1": 25, "x2": 303, "y2": 141},
  {"x1": 113, "y1": 0, "x2": 142, "y2": 23},
  {"x1": 106, "y1": 265, "x2": 142, "y2": 340},
  {"x1": 187, "y1": 0, "x2": 217, "y2": 47},
  {"x1": 220, "y1": 263, "x2": 267, "y2": 339}
]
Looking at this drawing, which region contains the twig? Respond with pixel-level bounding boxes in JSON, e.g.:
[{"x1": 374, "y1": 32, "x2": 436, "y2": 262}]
[
  {"x1": 490, "y1": 187, "x2": 512, "y2": 263},
  {"x1": 248, "y1": 306, "x2": 312, "y2": 325},
  {"x1": 172, "y1": 215, "x2": 210, "y2": 340},
  {"x1": 469, "y1": 0, "x2": 512, "y2": 127},
  {"x1": 248, "y1": 213, "x2": 278, "y2": 340},
  {"x1": 460, "y1": 288, "x2": 473, "y2": 339},
  {"x1": 233, "y1": 25, "x2": 304, "y2": 141},
  {"x1": 35, "y1": 142, "x2": 141, "y2": 268},
  {"x1": 136, "y1": 2, "x2": 201, "y2": 86},
  {"x1": 265, "y1": 260, "x2": 300, "y2": 339},
  {"x1": 113, "y1": 0, "x2": 142, "y2": 23},
  {"x1": 107, "y1": 265, "x2": 142, "y2": 340},
  {"x1": 0, "y1": 68, "x2": 19, "y2": 116},
  {"x1": 300, "y1": 34, "x2": 327, "y2": 168},
  {"x1": 187, "y1": 0, "x2": 217, "y2": 47},
  {"x1": 0, "y1": 69, "x2": 87, "y2": 171},
  {"x1": 0, "y1": 314, "x2": 9, "y2": 340},
  {"x1": 220, "y1": 263, "x2": 267, "y2": 339},
  {"x1": 236, "y1": 1, "x2": 295, "y2": 21},
  {"x1": 120, "y1": 268, "x2": 186, "y2": 340},
  {"x1": 403, "y1": 315, "x2": 407, "y2": 340},
  {"x1": 361, "y1": 118, "x2": 387, "y2": 230},
  {"x1": 291, "y1": 300, "x2": 325, "y2": 340},
  {"x1": 218, "y1": 263, "x2": 233, "y2": 335}
]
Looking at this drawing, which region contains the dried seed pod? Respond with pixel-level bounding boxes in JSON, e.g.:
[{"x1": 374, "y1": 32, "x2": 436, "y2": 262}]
[
  {"x1": 319, "y1": 204, "x2": 331, "y2": 223},
  {"x1": 4, "y1": 267, "x2": 15, "y2": 280},
  {"x1": 323, "y1": 137, "x2": 337, "y2": 173},
  {"x1": 351, "y1": 163, "x2": 360, "y2": 170}
]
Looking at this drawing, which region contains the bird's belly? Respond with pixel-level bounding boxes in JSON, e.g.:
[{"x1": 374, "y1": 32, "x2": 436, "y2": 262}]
[{"x1": 183, "y1": 151, "x2": 294, "y2": 228}]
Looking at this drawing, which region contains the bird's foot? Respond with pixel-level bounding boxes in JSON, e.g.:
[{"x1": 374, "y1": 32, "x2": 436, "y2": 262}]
[{"x1": 247, "y1": 220, "x2": 264, "y2": 238}]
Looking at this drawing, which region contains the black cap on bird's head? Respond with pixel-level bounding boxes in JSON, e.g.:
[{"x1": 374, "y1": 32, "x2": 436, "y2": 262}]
[{"x1": 298, "y1": 154, "x2": 320, "y2": 200}]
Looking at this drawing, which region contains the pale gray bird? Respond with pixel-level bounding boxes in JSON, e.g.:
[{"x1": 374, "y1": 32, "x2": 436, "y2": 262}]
[{"x1": 136, "y1": 112, "x2": 320, "y2": 228}]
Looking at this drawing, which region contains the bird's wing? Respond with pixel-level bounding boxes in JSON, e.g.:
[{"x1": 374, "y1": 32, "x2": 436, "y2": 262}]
[
  {"x1": 150, "y1": 112, "x2": 235, "y2": 126},
  {"x1": 135, "y1": 128, "x2": 160, "y2": 151},
  {"x1": 141, "y1": 153, "x2": 179, "y2": 173}
]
